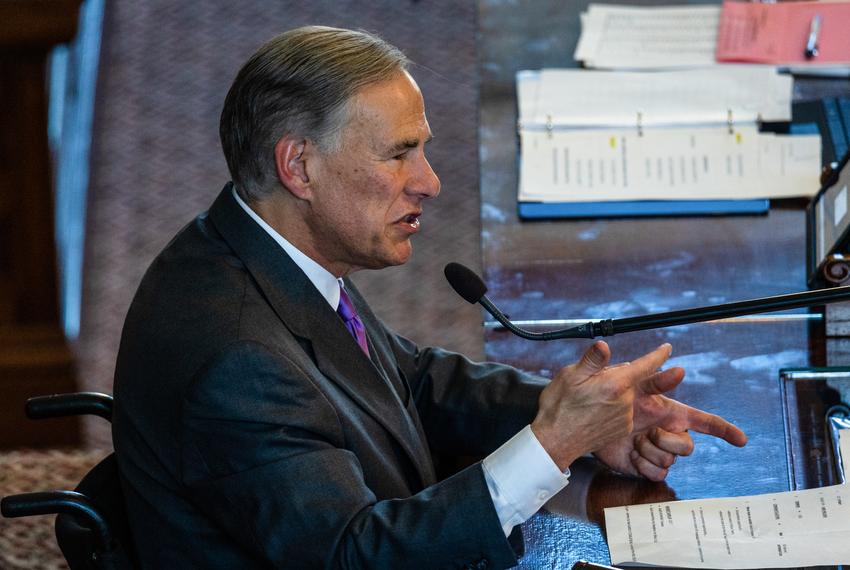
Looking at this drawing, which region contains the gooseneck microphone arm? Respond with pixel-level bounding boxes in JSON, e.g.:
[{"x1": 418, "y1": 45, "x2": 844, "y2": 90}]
[
  {"x1": 444, "y1": 262, "x2": 850, "y2": 340},
  {"x1": 476, "y1": 294, "x2": 598, "y2": 340}
]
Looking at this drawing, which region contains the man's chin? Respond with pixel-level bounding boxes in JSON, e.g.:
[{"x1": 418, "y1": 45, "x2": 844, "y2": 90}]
[
  {"x1": 368, "y1": 244, "x2": 413, "y2": 270},
  {"x1": 391, "y1": 243, "x2": 413, "y2": 266}
]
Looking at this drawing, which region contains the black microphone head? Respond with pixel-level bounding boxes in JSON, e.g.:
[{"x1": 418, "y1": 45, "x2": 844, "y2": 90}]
[{"x1": 444, "y1": 262, "x2": 488, "y2": 304}]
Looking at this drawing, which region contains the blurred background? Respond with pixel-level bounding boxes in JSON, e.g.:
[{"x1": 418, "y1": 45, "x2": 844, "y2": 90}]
[{"x1": 0, "y1": 1, "x2": 484, "y2": 566}]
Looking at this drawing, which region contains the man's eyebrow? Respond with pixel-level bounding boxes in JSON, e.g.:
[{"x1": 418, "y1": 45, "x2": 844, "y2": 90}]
[{"x1": 386, "y1": 134, "x2": 434, "y2": 155}]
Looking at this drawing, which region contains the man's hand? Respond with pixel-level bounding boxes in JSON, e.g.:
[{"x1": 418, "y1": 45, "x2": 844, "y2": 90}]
[
  {"x1": 532, "y1": 341, "x2": 748, "y2": 479},
  {"x1": 530, "y1": 341, "x2": 677, "y2": 471},
  {"x1": 594, "y1": 393, "x2": 748, "y2": 481},
  {"x1": 592, "y1": 347, "x2": 748, "y2": 481}
]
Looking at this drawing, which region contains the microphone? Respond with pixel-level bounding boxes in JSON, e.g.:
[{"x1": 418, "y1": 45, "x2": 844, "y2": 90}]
[{"x1": 444, "y1": 262, "x2": 850, "y2": 340}]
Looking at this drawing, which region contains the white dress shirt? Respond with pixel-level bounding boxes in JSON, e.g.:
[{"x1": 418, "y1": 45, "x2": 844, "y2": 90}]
[{"x1": 233, "y1": 188, "x2": 569, "y2": 537}]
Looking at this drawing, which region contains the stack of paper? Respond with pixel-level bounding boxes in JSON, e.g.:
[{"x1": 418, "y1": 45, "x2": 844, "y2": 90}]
[
  {"x1": 519, "y1": 126, "x2": 820, "y2": 204},
  {"x1": 516, "y1": 68, "x2": 821, "y2": 210},
  {"x1": 517, "y1": 67, "x2": 793, "y2": 129},
  {"x1": 574, "y1": 4, "x2": 721, "y2": 70},
  {"x1": 574, "y1": 2, "x2": 850, "y2": 77},
  {"x1": 604, "y1": 430, "x2": 850, "y2": 568}
]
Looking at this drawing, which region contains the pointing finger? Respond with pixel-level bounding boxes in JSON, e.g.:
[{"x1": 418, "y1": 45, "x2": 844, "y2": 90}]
[{"x1": 683, "y1": 407, "x2": 748, "y2": 447}]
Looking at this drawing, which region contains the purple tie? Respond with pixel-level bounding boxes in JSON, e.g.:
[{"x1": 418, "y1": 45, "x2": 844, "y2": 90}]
[{"x1": 337, "y1": 286, "x2": 370, "y2": 357}]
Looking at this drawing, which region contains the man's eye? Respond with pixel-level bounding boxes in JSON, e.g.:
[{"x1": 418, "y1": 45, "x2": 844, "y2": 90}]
[{"x1": 392, "y1": 152, "x2": 408, "y2": 160}]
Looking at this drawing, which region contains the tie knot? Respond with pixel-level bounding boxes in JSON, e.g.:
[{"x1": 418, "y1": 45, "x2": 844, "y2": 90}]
[
  {"x1": 337, "y1": 285, "x2": 370, "y2": 357},
  {"x1": 337, "y1": 287, "x2": 357, "y2": 322}
]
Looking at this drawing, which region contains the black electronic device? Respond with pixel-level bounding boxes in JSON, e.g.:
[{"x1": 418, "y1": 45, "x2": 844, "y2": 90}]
[{"x1": 807, "y1": 150, "x2": 850, "y2": 287}]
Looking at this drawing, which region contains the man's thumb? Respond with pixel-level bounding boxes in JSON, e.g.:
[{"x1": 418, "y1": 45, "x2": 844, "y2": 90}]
[{"x1": 573, "y1": 340, "x2": 611, "y2": 377}]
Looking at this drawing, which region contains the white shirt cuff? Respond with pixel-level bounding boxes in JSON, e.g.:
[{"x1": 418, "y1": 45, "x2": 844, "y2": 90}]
[{"x1": 482, "y1": 425, "x2": 570, "y2": 537}]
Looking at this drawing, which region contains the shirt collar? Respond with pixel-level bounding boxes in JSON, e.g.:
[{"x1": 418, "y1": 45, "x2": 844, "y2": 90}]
[{"x1": 232, "y1": 186, "x2": 342, "y2": 310}]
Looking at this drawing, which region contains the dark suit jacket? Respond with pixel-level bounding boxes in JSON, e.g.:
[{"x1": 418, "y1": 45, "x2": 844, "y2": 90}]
[{"x1": 112, "y1": 184, "x2": 546, "y2": 569}]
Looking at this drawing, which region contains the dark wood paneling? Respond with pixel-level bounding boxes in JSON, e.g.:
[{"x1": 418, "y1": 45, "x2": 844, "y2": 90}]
[
  {"x1": 0, "y1": 326, "x2": 80, "y2": 447},
  {"x1": 0, "y1": 0, "x2": 80, "y2": 48},
  {"x1": 0, "y1": 0, "x2": 82, "y2": 448},
  {"x1": 1, "y1": 51, "x2": 62, "y2": 325}
]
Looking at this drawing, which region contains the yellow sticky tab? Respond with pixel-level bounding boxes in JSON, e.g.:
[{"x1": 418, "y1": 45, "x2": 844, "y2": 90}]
[
  {"x1": 609, "y1": 137, "x2": 617, "y2": 148},
  {"x1": 735, "y1": 132, "x2": 742, "y2": 144}
]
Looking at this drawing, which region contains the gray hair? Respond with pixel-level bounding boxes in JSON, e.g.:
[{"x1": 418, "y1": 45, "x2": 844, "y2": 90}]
[{"x1": 219, "y1": 26, "x2": 409, "y2": 202}]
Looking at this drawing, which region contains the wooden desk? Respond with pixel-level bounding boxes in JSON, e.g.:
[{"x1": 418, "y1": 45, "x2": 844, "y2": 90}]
[{"x1": 477, "y1": 1, "x2": 849, "y2": 567}]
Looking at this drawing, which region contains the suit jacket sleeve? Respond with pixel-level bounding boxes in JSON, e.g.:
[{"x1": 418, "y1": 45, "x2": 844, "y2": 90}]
[
  {"x1": 179, "y1": 340, "x2": 520, "y2": 569},
  {"x1": 387, "y1": 331, "x2": 547, "y2": 458}
]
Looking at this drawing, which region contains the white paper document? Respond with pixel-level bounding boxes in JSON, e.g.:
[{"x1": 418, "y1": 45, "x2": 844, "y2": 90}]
[
  {"x1": 514, "y1": 66, "x2": 813, "y2": 205},
  {"x1": 517, "y1": 67, "x2": 794, "y2": 129},
  {"x1": 518, "y1": 125, "x2": 821, "y2": 203},
  {"x1": 604, "y1": 431, "x2": 850, "y2": 568},
  {"x1": 575, "y1": 4, "x2": 720, "y2": 70}
]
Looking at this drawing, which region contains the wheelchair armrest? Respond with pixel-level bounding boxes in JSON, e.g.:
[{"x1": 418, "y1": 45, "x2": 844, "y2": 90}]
[
  {"x1": 26, "y1": 392, "x2": 113, "y2": 422},
  {"x1": 1, "y1": 490, "x2": 113, "y2": 551}
]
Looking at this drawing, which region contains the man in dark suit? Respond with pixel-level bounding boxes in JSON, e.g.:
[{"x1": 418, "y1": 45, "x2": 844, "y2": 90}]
[{"x1": 112, "y1": 26, "x2": 747, "y2": 568}]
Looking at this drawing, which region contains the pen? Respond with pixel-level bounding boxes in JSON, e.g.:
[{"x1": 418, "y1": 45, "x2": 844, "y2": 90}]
[{"x1": 805, "y1": 14, "x2": 821, "y2": 59}]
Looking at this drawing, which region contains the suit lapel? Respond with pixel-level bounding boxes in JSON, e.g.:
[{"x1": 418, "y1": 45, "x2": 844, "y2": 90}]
[
  {"x1": 207, "y1": 184, "x2": 433, "y2": 488},
  {"x1": 347, "y1": 283, "x2": 436, "y2": 485},
  {"x1": 344, "y1": 280, "x2": 436, "y2": 484}
]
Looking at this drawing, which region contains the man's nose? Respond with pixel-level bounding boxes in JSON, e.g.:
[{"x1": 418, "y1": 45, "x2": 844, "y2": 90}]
[{"x1": 408, "y1": 156, "x2": 441, "y2": 199}]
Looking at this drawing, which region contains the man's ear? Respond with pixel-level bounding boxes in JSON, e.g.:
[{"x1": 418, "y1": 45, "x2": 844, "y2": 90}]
[{"x1": 273, "y1": 136, "x2": 311, "y2": 200}]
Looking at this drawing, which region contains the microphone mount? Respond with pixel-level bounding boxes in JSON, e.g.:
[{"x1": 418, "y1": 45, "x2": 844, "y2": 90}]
[{"x1": 444, "y1": 262, "x2": 850, "y2": 340}]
